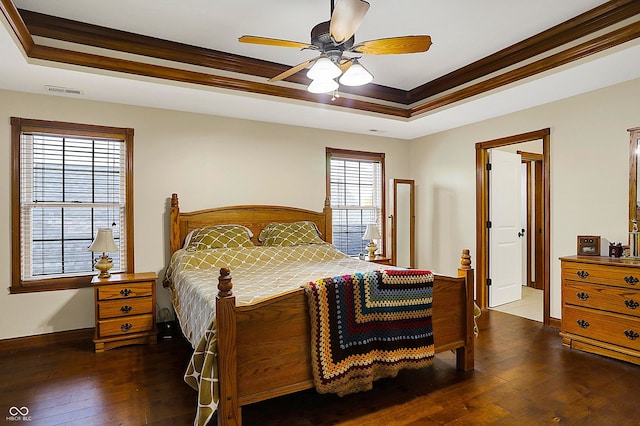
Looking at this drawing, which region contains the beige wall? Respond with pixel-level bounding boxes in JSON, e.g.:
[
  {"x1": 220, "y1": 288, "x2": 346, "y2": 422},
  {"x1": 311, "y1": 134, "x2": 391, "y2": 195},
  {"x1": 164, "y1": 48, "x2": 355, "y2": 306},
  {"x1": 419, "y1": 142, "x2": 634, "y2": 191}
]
[
  {"x1": 3, "y1": 75, "x2": 639, "y2": 338},
  {"x1": 0, "y1": 89, "x2": 411, "y2": 340},
  {"x1": 411, "y1": 77, "x2": 640, "y2": 318}
]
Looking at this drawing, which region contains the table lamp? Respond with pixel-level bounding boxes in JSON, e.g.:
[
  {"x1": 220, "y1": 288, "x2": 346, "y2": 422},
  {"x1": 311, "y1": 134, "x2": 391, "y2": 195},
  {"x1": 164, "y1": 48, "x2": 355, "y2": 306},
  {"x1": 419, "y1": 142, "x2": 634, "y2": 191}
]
[
  {"x1": 362, "y1": 223, "x2": 381, "y2": 260},
  {"x1": 88, "y1": 228, "x2": 119, "y2": 278}
]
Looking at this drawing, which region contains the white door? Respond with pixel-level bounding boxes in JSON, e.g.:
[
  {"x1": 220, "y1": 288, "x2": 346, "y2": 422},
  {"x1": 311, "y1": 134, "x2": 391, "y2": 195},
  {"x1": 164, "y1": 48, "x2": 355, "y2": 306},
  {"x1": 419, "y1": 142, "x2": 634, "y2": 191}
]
[{"x1": 489, "y1": 149, "x2": 523, "y2": 307}]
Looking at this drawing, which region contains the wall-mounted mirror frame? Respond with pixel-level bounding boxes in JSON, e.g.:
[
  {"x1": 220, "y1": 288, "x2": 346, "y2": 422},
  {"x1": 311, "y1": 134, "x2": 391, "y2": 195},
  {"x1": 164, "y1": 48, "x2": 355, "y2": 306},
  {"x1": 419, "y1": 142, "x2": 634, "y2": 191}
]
[
  {"x1": 629, "y1": 127, "x2": 640, "y2": 231},
  {"x1": 391, "y1": 179, "x2": 415, "y2": 268}
]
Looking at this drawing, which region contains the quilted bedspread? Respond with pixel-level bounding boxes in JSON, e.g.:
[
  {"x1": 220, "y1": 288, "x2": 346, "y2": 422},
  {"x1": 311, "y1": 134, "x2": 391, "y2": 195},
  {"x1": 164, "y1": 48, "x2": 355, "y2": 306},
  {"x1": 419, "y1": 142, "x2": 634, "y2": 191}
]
[
  {"x1": 303, "y1": 269, "x2": 435, "y2": 396},
  {"x1": 165, "y1": 243, "x2": 387, "y2": 426}
]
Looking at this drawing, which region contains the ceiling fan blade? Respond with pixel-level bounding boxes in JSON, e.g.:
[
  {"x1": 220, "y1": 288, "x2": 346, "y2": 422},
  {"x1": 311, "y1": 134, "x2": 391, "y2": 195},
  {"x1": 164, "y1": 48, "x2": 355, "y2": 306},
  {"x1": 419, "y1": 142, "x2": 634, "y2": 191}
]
[
  {"x1": 338, "y1": 58, "x2": 353, "y2": 73},
  {"x1": 239, "y1": 35, "x2": 315, "y2": 50},
  {"x1": 269, "y1": 57, "x2": 319, "y2": 82},
  {"x1": 330, "y1": 0, "x2": 370, "y2": 45},
  {"x1": 351, "y1": 35, "x2": 432, "y2": 55}
]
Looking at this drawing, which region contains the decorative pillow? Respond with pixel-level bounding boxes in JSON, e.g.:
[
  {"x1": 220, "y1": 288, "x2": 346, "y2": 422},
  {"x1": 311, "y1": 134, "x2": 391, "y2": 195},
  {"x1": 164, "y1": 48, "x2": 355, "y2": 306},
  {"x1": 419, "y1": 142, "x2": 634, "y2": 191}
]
[
  {"x1": 259, "y1": 221, "x2": 324, "y2": 247},
  {"x1": 186, "y1": 225, "x2": 254, "y2": 250}
]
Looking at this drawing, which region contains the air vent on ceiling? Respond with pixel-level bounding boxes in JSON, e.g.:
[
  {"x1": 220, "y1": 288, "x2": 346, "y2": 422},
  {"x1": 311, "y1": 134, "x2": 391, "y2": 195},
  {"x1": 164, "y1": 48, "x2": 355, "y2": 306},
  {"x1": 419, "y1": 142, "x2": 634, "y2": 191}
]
[{"x1": 44, "y1": 85, "x2": 83, "y2": 95}]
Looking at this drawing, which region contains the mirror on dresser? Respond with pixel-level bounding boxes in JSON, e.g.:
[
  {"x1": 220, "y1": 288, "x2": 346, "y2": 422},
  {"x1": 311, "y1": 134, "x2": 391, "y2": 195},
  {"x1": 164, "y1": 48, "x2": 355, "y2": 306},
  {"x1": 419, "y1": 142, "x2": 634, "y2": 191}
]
[{"x1": 629, "y1": 127, "x2": 640, "y2": 231}]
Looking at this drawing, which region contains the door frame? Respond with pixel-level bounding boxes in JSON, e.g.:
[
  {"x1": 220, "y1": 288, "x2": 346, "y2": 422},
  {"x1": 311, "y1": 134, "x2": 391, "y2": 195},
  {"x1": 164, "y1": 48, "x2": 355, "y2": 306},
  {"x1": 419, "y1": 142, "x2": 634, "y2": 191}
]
[
  {"x1": 475, "y1": 128, "x2": 551, "y2": 326},
  {"x1": 518, "y1": 151, "x2": 544, "y2": 290}
]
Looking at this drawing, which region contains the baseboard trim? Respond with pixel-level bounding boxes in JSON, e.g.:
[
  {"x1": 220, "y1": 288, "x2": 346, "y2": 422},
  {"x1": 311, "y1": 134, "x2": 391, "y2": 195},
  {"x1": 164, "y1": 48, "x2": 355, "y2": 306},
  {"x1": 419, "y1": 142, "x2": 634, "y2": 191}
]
[
  {"x1": 0, "y1": 328, "x2": 94, "y2": 352},
  {"x1": 548, "y1": 317, "x2": 561, "y2": 329}
]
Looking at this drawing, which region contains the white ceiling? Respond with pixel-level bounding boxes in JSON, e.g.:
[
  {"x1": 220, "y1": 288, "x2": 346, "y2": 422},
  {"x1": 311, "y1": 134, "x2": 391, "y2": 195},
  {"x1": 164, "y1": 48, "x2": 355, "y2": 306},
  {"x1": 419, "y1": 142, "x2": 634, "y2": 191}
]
[{"x1": 3, "y1": 0, "x2": 640, "y2": 139}]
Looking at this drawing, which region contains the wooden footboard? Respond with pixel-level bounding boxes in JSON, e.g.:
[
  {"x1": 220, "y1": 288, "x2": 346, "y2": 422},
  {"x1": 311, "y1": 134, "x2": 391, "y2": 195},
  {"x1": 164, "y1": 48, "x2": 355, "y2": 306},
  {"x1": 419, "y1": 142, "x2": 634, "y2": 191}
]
[{"x1": 215, "y1": 250, "x2": 475, "y2": 426}]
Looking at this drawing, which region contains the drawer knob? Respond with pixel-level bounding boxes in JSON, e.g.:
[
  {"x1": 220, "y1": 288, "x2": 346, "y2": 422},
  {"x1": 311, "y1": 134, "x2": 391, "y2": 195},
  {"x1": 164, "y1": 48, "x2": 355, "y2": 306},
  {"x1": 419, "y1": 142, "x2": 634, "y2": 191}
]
[
  {"x1": 120, "y1": 323, "x2": 133, "y2": 332},
  {"x1": 624, "y1": 276, "x2": 639, "y2": 285},
  {"x1": 576, "y1": 271, "x2": 589, "y2": 279},
  {"x1": 576, "y1": 292, "x2": 589, "y2": 301},
  {"x1": 577, "y1": 319, "x2": 590, "y2": 329},
  {"x1": 120, "y1": 305, "x2": 133, "y2": 314},
  {"x1": 120, "y1": 288, "x2": 132, "y2": 297},
  {"x1": 625, "y1": 300, "x2": 640, "y2": 310},
  {"x1": 624, "y1": 330, "x2": 639, "y2": 340}
]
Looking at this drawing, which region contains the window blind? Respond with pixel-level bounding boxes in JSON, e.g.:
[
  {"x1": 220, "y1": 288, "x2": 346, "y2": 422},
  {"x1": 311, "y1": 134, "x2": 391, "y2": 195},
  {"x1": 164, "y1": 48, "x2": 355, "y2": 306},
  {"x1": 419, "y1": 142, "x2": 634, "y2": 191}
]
[
  {"x1": 20, "y1": 132, "x2": 127, "y2": 280},
  {"x1": 329, "y1": 156, "x2": 383, "y2": 256}
]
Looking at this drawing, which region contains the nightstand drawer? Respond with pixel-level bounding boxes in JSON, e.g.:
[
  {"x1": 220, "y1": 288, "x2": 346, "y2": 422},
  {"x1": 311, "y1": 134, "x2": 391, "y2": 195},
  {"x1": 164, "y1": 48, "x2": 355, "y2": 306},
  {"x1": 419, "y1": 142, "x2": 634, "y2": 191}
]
[
  {"x1": 98, "y1": 314, "x2": 154, "y2": 338},
  {"x1": 96, "y1": 282, "x2": 153, "y2": 301},
  {"x1": 97, "y1": 297, "x2": 153, "y2": 319}
]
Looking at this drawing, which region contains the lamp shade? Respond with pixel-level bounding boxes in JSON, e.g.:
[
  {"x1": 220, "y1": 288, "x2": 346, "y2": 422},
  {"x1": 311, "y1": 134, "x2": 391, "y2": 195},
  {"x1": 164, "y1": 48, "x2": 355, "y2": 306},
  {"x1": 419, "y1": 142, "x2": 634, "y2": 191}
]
[
  {"x1": 88, "y1": 228, "x2": 118, "y2": 253},
  {"x1": 306, "y1": 56, "x2": 342, "y2": 80},
  {"x1": 362, "y1": 223, "x2": 381, "y2": 240},
  {"x1": 339, "y1": 60, "x2": 374, "y2": 86},
  {"x1": 307, "y1": 78, "x2": 339, "y2": 94}
]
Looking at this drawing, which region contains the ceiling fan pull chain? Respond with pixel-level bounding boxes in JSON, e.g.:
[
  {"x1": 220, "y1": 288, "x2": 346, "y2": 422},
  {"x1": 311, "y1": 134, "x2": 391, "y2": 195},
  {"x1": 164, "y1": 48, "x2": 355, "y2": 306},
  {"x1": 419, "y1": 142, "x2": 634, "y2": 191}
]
[{"x1": 331, "y1": 89, "x2": 340, "y2": 101}]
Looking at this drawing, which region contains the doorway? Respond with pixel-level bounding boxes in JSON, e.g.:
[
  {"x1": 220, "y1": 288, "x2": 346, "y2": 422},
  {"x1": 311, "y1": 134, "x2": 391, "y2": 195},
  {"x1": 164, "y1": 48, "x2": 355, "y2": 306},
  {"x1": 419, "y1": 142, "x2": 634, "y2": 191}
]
[{"x1": 475, "y1": 128, "x2": 551, "y2": 326}]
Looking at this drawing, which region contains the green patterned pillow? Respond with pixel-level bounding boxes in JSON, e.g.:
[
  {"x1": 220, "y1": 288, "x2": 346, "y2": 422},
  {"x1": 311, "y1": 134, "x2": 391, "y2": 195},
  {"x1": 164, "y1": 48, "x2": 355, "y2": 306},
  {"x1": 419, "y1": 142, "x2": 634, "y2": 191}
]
[
  {"x1": 259, "y1": 221, "x2": 324, "y2": 247},
  {"x1": 186, "y1": 225, "x2": 254, "y2": 250}
]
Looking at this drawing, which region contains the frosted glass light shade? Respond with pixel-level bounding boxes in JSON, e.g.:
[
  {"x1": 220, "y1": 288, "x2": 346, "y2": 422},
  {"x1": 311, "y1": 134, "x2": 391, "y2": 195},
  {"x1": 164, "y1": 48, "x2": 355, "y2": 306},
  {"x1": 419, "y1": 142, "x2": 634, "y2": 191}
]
[
  {"x1": 88, "y1": 228, "x2": 119, "y2": 253},
  {"x1": 362, "y1": 223, "x2": 381, "y2": 240},
  {"x1": 339, "y1": 61, "x2": 373, "y2": 86},
  {"x1": 307, "y1": 56, "x2": 342, "y2": 80},
  {"x1": 307, "y1": 78, "x2": 339, "y2": 94}
]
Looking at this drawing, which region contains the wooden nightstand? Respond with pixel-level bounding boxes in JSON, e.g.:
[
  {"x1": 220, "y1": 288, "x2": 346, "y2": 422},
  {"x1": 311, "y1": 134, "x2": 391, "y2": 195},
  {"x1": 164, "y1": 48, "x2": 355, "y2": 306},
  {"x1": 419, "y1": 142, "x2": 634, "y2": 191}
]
[
  {"x1": 92, "y1": 272, "x2": 158, "y2": 352},
  {"x1": 368, "y1": 255, "x2": 393, "y2": 266}
]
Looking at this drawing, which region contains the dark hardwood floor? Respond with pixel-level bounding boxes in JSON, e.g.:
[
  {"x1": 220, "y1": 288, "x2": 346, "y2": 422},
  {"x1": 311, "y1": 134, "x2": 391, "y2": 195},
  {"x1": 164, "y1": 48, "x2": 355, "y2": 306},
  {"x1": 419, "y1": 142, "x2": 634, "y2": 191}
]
[{"x1": 2, "y1": 310, "x2": 640, "y2": 425}]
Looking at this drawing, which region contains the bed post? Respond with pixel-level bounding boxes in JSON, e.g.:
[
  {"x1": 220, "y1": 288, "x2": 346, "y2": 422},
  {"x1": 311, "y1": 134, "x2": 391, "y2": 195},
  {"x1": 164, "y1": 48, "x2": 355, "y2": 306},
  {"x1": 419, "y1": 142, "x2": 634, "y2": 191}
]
[
  {"x1": 323, "y1": 197, "x2": 332, "y2": 244},
  {"x1": 457, "y1": 249, "x2": 475, "y2": 371},
  {"x1": 170, "y1": 193, "x2": 181, "y2": 255},
  {"x1": 216, "y1": 268, "x2": 241, "y2": 426}
]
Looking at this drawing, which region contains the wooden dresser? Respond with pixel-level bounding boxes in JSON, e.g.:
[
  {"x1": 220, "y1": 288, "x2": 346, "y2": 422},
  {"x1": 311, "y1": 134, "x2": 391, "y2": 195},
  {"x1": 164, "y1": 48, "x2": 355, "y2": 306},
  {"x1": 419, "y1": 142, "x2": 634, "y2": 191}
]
[
  {"x1": 92, "y1": 272, "x2": 158, "y2": 352},
  {"x1": 560, "y1": 256, "x2": 640, "y2": 365}
]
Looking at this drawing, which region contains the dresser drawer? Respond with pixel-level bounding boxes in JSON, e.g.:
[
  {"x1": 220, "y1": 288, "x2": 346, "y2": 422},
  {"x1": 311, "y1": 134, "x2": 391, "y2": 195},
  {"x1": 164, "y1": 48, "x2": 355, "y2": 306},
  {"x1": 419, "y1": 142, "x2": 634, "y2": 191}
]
[
  {"x1": 563, "y1": 306, "x2": 640, "y2": 351},
  {"x1": 97, "y1": 314, "x2": 154, "y2": 338},
  {"x1": 96, "y1": 282, "x2": 153, "y2": 301},
  {"x1": 562, "y1": 262, "x2": 640, "y2": 289},
  {"x1": 97, "y1": 297, "x2": 153, "y2": 319},
  {"x1": 563, "y1": 281, "x2": 640, "y2": 317}
]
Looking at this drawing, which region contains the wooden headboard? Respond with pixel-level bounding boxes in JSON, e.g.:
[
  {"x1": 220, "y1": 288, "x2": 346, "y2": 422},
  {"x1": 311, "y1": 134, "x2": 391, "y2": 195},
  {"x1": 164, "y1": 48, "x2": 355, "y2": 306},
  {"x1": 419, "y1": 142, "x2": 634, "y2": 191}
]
[{"x1": 169, "y1": 193, "x2": 333, "y2": 255}]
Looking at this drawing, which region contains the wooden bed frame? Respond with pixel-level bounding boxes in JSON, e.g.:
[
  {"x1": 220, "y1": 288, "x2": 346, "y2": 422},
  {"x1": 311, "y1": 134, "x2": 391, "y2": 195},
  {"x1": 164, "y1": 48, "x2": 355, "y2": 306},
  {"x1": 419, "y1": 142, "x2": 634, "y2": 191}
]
[{"x1": 168, "y1": 193, "x2": 475, "y2": 426}]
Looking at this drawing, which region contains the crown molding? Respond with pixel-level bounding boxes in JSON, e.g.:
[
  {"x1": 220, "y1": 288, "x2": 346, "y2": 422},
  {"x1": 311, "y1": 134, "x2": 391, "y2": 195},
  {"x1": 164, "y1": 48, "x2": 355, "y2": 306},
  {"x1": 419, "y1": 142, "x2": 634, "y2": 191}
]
[{"x1": 2, "y1": 0, "x2": 639, "y2": 118}]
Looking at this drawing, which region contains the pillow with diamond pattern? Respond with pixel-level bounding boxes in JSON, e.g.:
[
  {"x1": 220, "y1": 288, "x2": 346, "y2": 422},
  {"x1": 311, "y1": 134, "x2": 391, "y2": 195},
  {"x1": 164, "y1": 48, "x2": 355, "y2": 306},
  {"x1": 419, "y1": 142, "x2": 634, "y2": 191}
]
[
  {"x1": 186, "y1": 225, "x2": 254, "y2": 250},
  {"x1": 259, "y1": 221, "x2": 324, "y2": 247}
]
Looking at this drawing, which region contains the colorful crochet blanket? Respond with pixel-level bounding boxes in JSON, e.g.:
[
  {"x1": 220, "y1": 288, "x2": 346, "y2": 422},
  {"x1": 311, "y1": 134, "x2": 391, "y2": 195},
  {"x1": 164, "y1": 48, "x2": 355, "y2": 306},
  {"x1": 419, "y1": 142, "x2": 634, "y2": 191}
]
[{"x1": 303, "y1": 269, "x2": 435, "y2": 396}]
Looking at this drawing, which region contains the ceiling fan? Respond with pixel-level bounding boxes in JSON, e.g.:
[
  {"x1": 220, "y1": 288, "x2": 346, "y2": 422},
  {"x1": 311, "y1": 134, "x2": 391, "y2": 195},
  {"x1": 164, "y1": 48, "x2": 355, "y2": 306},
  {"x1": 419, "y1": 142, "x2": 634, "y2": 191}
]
[{"x1": 238, "y1": 0, "x2": 432, "y2": 94}]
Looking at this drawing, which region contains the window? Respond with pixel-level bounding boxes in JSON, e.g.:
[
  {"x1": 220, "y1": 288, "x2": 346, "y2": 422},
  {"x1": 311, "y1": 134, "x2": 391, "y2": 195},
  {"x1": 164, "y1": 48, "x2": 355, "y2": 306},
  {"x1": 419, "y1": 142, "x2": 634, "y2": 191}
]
[
  {"x1": 326, "y1": 148, "x2": 385, "y2": 256},
  {"x1": 11, "y1": 118, "x2": 134, "y2": 293}
]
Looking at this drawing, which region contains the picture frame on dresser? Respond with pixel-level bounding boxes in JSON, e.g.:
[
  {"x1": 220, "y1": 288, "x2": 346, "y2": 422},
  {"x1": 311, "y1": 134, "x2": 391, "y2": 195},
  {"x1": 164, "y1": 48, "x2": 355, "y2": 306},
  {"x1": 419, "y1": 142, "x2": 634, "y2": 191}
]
[{"x1": 577, "y1": 235, "x2": 600, "y2": 256}]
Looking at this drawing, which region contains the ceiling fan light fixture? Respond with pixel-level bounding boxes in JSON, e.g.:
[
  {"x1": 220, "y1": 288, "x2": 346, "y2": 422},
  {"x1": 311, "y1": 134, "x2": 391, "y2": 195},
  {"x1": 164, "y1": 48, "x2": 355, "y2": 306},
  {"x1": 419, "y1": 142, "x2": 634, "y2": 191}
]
[
  {"x1": 307, "y1": 78, "x2": 339, "y2": 94},
  {"x1": 339, "y1": 60, "x2": 373, "y2": 86},
  {"x1": 307, "y1": 56, "x2": 342, "y2": 80}
]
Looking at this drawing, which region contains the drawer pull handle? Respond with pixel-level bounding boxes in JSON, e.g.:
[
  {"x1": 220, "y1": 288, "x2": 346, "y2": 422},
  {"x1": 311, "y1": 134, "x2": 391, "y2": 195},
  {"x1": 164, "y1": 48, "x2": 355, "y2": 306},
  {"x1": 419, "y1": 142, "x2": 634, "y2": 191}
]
[
  {"x1": 121, "y1": 323, "x2": 133, "y2": 332},
  {"x1": 120, "y1": 288, "x2": 132, "y2": 297},
  {"x1": 576, "y1": 271, "x2": 589, "y2": 279},
  {"x1": 577, "y1": 319, "x2": 590, "y2": 329},
  {"x1": 624, "y1": 330, "x2": 639, "y2": 340},
  {"x1": 624, "y1": 276, "x2": 639, "y2": 285},
  {"x1": 576, "y1": 292, "x2": 589, "y2": 301},
  {"x1": 625, "y1": 300, "x2": 640, "y2": 310},
  {"x1": 120, "y1": 305, "x2": 133, "y2": 314}
]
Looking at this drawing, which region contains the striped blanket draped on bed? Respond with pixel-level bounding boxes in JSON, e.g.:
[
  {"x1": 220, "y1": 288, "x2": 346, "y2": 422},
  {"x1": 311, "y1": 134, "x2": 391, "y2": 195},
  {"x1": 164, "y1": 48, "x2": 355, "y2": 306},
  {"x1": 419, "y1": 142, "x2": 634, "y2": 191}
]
[{"x1": 302, "y1": 269, "x2": 435, "y2": 396}]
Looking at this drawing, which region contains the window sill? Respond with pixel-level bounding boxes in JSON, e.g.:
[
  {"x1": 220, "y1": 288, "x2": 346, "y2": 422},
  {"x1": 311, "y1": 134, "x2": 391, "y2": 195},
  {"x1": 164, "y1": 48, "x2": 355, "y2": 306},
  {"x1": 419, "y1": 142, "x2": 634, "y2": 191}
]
[{"x1": 10, "y1": 275, "x2": 95, "y2": 293}]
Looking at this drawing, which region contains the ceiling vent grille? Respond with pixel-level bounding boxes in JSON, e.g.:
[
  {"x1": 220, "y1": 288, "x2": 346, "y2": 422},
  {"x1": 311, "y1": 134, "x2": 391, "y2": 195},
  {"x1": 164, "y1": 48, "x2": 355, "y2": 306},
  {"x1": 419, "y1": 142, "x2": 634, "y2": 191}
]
[{"x1": 45, "y1": 85, "x2": 83, "y2": 95}]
